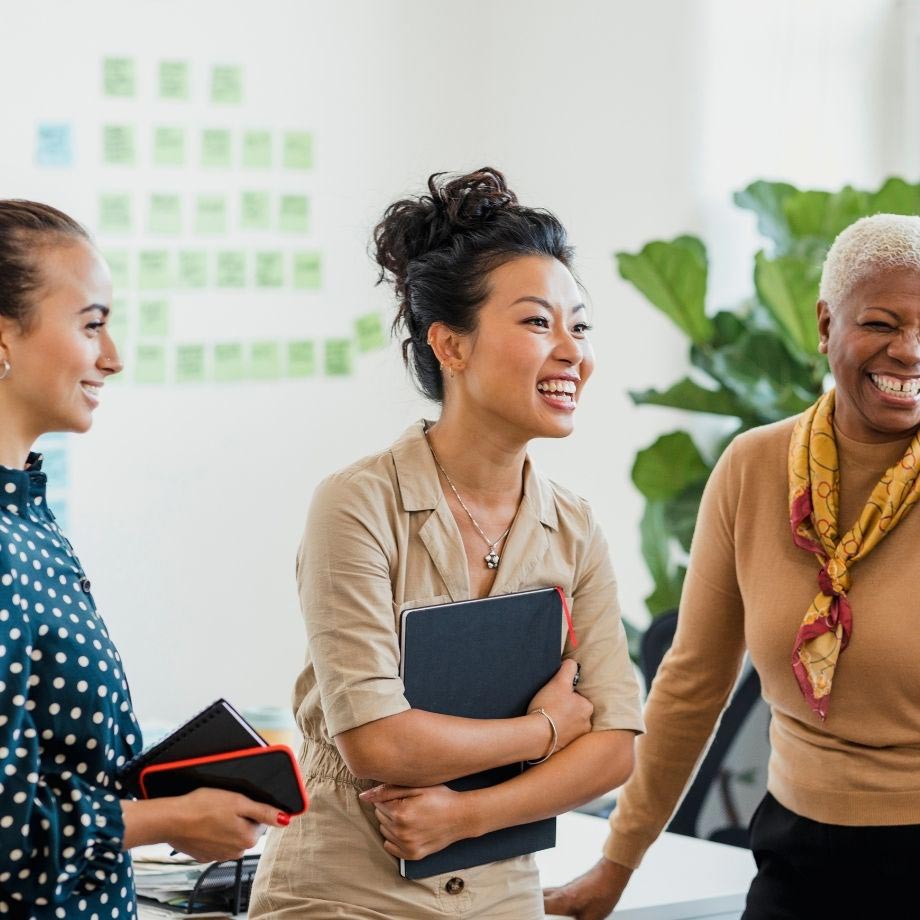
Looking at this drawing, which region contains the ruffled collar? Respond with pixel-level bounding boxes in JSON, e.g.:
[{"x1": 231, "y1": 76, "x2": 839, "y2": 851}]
[{"x1": 0, "y1": 452, "x2": 47, "y2": 514}]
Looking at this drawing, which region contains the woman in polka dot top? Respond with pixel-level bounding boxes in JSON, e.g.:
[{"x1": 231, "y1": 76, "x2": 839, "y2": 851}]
[{"x1": 0, "y1": 201, "x2": 287, "y2": 919}]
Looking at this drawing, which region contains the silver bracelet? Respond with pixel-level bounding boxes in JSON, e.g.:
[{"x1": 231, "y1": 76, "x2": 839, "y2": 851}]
[{"x1": 526, "y1": 707, "x2": 558, "y2": 764}]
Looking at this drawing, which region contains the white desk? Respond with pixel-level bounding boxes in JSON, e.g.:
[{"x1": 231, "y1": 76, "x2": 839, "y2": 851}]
[{"x1": 539, "y1": 813, "x2": 756, "y2": 920}]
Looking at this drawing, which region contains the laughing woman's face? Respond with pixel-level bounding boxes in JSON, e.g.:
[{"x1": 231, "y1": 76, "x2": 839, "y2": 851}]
[{"x1": 819, "y1": 266, "x2": 920, "y2": 442}]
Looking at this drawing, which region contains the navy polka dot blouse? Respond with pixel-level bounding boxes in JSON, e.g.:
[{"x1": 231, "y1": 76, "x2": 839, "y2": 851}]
[{"x1": 0, "y1": 454, "x2": 142, "y2": 918}]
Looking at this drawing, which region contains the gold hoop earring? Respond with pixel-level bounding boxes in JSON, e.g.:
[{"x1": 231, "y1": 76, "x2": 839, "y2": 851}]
[{"x1": 0, "y1": 359, "x2": 10, "y2": 381}]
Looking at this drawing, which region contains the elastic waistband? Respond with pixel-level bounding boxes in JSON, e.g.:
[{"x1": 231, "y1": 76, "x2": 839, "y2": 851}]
[{"x1": 299, "y1": 738, "x2": 376, "y2": 791}]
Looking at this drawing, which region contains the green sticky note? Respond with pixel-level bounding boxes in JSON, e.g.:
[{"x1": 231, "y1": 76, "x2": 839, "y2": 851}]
[
  {"x1": 279, "y1": 195, "x2": 309, "y2": 233},
  {"x1": 324, "y1": 339, "x2": 353, "y2": 376},
  {"x1": 135, "y1": 344, "x2": 167, "y2": 384},
  {"x1": 108, "y1": 298, "x2": 130, "y2": 349},
  {"x1": 98, "y1": 194, "x2": 132, "y2": 234},
  {"x1": 159, "y1": 61, "x2": 189, "y2": 100},
  {"x1": 138, "y1": 299, "x2": 169, "y2": 337},
  {"x1": 102, "y1": 125, "x2": 135, "y2": 165},
  {"x1": 195, "y1": 195, "x2": 227, "y2": 234},
  {"x1": 175, "y1": 344, "x2": 206, "y2": 383},
  {"x1": 356, "y1": 313, "x2": 387, "y2": 352},
  {"x1": 287, "y1": 340, "x2": 315, "y2": 378},
  {"x1": 153, "y1": 126, "x2": 186, "y2": 166},
  {"x1": 242, "y1": 130, "x2": 272, "y2": 168},
  {"x1": 255, "y1": 252, "x2": 284, "y2": 288},
  {"x1": 148, "y1": 194, "x2": 182, "y2": 234},
  {"x1": 283, "y1": 132, "x2": 313, "y2": 170},
  {"x1": 103, "y1": 250, "x2": 130, "y2": 289},
  {"x1": 211, "y1": 65, "x2": 243, "y2": 104},
  {"x1": 201, "y1": 128, "x2": 232, "y2": 167},
  {"x1": 213, "y1": 343, "x2": 245, "y2": 382},
  {"x1": 177, "y1": 250, "x2": 208, "y2": 288},
  {"x1": 103, "y1": 57, "x2": 135, "y2": 97},
  {"x1": 216, "y1": 251, "x2": 246, "y2": 288},
  {"x1": 138, "y1": 250, "x2": 171, "y2": 289},
  {"x1": 292, "y1": 251, "x2": 321, "y2": 289},
  {"x1": 250, "y1": 341, "x2": 281, "y2": 379},
  {"x1": 240, "y1": 191, "x2": 271, "y2": 230}
]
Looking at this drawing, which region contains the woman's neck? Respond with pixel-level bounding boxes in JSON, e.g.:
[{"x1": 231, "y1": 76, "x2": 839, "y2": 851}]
[
  {"x1": 0, "y1": 409, "x2": 38, "y2": 470},
  {"x1": 425, "y1": 406, "x2": 527, "y2": 500}
]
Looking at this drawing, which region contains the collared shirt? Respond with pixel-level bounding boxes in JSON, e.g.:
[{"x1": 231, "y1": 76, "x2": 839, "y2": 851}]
[
  {"x1": 0, "y1": 453, "x2": 141, "y2": 918},
  {"x1": 250, "y1": 421, "x2": 642, "y2": 920}
]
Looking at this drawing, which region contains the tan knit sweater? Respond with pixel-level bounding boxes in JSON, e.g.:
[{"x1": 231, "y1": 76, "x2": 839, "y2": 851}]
[{"x1": 606, "y1": 416, "x2": 920, "y2": 869}]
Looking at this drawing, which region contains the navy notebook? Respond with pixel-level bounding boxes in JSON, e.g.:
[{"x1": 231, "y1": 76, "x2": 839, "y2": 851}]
[{"x1": 398, "y1": 586, "x2": 563, "y2": 879}]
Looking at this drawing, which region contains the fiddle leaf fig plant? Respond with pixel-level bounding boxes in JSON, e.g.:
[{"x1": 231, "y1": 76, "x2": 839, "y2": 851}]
[{"x1": 623, "y1": 176, "x2": 920, "y2": 617}]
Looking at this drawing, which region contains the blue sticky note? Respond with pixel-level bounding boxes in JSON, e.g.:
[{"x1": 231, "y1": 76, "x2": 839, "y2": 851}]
[{"x1": 36, "y1": 123, "x2": 74, "y2": 167}]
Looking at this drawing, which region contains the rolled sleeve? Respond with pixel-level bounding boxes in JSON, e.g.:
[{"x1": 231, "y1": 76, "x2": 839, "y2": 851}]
[{"x1": 297, "y1": 472, "x2": 411, "y2": 738}]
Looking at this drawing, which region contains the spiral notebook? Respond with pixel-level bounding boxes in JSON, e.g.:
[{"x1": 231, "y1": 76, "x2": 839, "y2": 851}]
[{"x1": 119, "y1": 699, "x2": 267, "y2": 796}]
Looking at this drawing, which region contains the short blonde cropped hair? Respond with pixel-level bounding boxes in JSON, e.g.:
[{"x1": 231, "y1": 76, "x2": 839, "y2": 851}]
[{"x1": 819, "y1": 213, "x2": 920, "y2": 306}]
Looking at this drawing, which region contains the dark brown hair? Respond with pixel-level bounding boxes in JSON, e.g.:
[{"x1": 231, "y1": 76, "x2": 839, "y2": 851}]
[
  {"x1": 0, "y1": 200, "x2": 90, "y2": 330},
  {"x1": 373, "y1": 167, "x2": 574, "y2": 402}
]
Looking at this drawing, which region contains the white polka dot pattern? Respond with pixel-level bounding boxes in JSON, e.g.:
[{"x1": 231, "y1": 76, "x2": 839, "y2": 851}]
[{"x1": 0, "y1": 455, "x2": 141, "y2": 918}]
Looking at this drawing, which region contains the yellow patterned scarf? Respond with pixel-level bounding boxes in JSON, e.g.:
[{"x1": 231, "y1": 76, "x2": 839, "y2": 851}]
[{"x1": 789, "y1": 389, "x2": 920, "y2": 719}]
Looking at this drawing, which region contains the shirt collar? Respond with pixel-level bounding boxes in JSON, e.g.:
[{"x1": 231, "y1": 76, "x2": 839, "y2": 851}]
[
  {"x1": 390, "y1": 420, "x2": 559, "y2": 530},
  {"x1": 0, "y1": 452, "x2": 47, "y2": 513}
]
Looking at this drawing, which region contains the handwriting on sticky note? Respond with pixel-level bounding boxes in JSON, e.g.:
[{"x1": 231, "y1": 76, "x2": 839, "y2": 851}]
[
  {"x1": 356, "y1": 313, "x2": 387, "y2": 352},
  {"x1": 99, "y1": 194, "x2": 132, "y2": 234},
  {"x1": 213, "y1": 343, "x2": 245, "y2": 382},
  {"x1": 153, "y1": 126, "x2": 186, "y2": 166},
  {"x1": 176, "y1": 344, "x2": 206, "y2": 383},
  {"x1": 324, "y1": 339, "x2": 353, "y2": 377},
  {"x1": 216, "y1": 251, "x2": 246, "y2": 287},
  {"x1": 242, "y1": 130, "x2": 272, "y2": 168},
  {"x1": 241, "y1": 191, "x2": 271, "y2": 230},
  {"x1": 159, "y1": 61, "x2": 189, "y2": 100},
  {"x1": 255, "y1": 252, "x2": 284, "y2": 288},
  {"x1": 211, "y1": 65, "x2": 243, "y2": 104},
  {"x1": 102, "y1": 125, "x2": 135, "y2": 165},
  {"x1": 103, "y1": 57, "x2": 136, "y2": 97},
  {"x1": 148, "y1": 194, "x2": 182, "y2": 235},
  {"x1": 201, "y1": 128, "x2": 232, "y2": 167},
  {"x1": 287, "y1": 341, "x2": 316, "y2": 378},
  {"x1": 279, "y1": 195, "x2": 309, "y2": 233},
  {"x1": 177, "y1": 251, "x2": 208, "y2": 288},
  {"x1": 195, "y1": 196, "x2": 227, "y2": 234},
  {"x1": 135, "y1": 344, "x2": 167, "y2": 384},
  {"x1": 283, "y1": 132, "x2": 313, "y2": 170},
  {"x1": 250, "y1": 342, "x2": 281, "y2": 379},
  {"x1": 139, "y1": 300, "x2": 169, "y2": 337},
  {"x1": 293, "y1": 251, "x2": 321, "y2": 289},
  {"x1": 36, "y1": 123, "x2": 74, "y2": 167},
  {"x1": 138, "y1": 251, "x2": 171, "y2": 289}
]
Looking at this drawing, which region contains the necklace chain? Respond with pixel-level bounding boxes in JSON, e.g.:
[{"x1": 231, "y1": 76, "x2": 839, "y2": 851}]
[{"x1": 425, "y1": 431, "x2": 512, "y2": 569}]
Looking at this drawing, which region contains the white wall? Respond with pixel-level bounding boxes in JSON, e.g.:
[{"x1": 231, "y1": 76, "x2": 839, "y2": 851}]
[{"x1": 0, "y1": 0, "x2": 909, "y2": 724}]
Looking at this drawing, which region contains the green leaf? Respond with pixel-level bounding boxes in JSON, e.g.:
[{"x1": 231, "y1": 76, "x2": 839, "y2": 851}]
[
  {"x1": 639, "y1": 502, "x2": 686, "y2": 616},
  {"x1": 632, "y1": 431, "x2": 711, "y2": 501},
  {"x1": 629, "y1": 377, "x2": 749, "y2": 418},
  {"x1": 663, "y1": 480, "x2": 706, "y2": 553},
  {"x1": 616, "y1": 236, "x2": 713, "y2": 345},
  {"x1": 870, "y1": 177, "x2": 920, "y2": 215},
  {"x1": 645, "y1": 570, "x2": 685, "y2": 618},
  {"x1": 711, "y1": 310, "x2": 748, "y2": 346},
  {"x1": 733, "y1": 180, "x2": 799, "y2": 252},
  {"x1": 754, "y1": 251, "x2": 821, "y2": 353},
  {"x1": 783, "y1": 186, "x2": 871, "y2": 244}
]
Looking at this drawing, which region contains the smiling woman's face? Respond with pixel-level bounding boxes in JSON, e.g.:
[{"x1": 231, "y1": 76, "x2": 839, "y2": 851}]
[
  {"x1": 819, "y1": 266, "x2": 920, "y2": 442},
  {"x1": 0, "y1": 239, "x2": 121, "y2": 439}
]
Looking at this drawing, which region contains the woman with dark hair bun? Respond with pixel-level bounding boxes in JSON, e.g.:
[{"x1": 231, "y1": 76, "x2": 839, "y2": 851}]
[{"x1": 250, "y1": 168, "x2": 642, "y2": 918}]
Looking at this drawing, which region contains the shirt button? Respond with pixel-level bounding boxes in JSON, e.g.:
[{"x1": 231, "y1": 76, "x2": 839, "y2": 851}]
[
  {"x1": 444, "y1": 877, "x2": 464, "y2": 895},
  {"x1": 80, "y1": 577, "x2": 92, "y2": 593}
]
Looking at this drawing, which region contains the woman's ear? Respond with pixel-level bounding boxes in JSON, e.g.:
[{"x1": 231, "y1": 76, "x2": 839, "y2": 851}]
[
  {"x1": 816, "y1": 300, "x2": 831, "y2": 354},
  {"x1": 427, "y1": 322, "x2": 466, "y2": 374}
]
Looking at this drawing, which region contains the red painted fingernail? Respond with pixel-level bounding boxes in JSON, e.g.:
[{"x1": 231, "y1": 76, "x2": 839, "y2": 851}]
[{"x1": 277, "y1": 813, "x2": 291, "y2": 826}]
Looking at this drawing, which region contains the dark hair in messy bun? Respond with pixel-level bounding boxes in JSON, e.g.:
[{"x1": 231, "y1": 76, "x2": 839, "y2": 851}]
[
  {"x1": 0, "y1": 200, "x2": 90, "y2": 331},
  {"x1": 373, "y1": 167, "x2": 574, "y2": 402}
]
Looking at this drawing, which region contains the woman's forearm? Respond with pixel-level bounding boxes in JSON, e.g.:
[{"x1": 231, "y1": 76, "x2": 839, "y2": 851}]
[
  {"x1": 121, "y1": 798, "x2": 184, "y2": 849},
  {"x1": 461, "y1": 729, "x2": 635, "y2": 837},
  {"x1": 335, "y1": 708, "x2": 554, "y2": 785}
]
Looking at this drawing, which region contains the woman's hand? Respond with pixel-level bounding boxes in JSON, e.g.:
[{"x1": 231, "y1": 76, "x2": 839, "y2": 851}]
[
  {"x1": 359, "y1": 783, "x2": 473, "y2": 861},
  {"x1": 528, "y1": 659, "x2": 594, "y2": 752},
  {"x1": 123, "y1": 788, "x2": 291, "y2": 862},
  {"x1": 543, "y1": 857, "x2": 633, "y2": 919}
]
